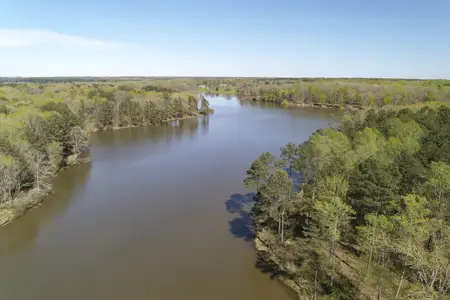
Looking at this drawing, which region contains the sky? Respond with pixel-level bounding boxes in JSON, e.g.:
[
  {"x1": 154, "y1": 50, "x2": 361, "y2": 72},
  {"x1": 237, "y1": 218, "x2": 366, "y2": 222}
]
[{"x1": 0, "y1": 0, "x2": 449, "y2": 78}]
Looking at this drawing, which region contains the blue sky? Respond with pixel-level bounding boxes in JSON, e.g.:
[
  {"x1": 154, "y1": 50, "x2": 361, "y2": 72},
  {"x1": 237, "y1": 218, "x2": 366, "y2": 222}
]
[{"x1": 0, "y1": 0, "x2": 449, "y2": 78}]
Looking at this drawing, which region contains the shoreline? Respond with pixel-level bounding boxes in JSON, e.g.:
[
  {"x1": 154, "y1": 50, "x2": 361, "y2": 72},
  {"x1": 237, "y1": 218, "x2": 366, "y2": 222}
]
[
  {"x1": 254, "y1": 231, "x2": 304, "y2": 300},
  {"x1": 237, "y1": 95, "x2": 449, "y2": 112},
  {"x1": 238, "y1": 95, "x2": 364, "y2": 111},
  {"x1": 0, "y1": 113, "x2": 205, "y2": 228}
]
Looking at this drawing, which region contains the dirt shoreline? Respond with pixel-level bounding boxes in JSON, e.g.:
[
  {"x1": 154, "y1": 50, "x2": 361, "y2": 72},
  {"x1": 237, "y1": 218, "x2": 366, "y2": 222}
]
[{"x1": 254, "y1": 232, "x2": 304, "y2": 300}]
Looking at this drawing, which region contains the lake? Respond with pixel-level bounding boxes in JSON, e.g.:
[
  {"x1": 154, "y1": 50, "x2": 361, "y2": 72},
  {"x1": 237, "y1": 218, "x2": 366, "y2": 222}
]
[{"x1": 0, "y1": 96, "x2": 339, "y2": 300}]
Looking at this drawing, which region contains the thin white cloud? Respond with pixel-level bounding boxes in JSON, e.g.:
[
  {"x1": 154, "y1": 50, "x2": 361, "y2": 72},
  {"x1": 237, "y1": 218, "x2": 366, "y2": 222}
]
[{"x1": 0, "y1": 29, "x2": 134, "y2": 49}]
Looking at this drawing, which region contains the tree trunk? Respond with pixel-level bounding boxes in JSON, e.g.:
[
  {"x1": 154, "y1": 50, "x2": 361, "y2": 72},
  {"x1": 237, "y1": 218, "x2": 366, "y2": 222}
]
[
  {"x1": 394, "y1": 265, "x2": 406, "y2": 300},
  {"x1": 365, "y1": 247, "x2": 374, "y2": 278},
  {"x1": 377, "y1": 248, "x2": 385, "y2": 300},
  {"x1": 278, "y1": 217, "x2": 281, "y2": 239},
  {"x1": 36, "y1": 162, "x2": 40, "y2": 192},
  {"x1": 377, "y1": 270, "x2": 383, "y2": 300},
  {"x1": 281, "y1": 211, "x2": 284, "y2": 244},
  {"x1": 313, "y1": 268, "x2": 318, "y2": 300},
  {"x1": 268, "y1": 227, "x2": 271, "y2": 250},
  {"x1": 330, "y1": 246, "x2": 335, "y2": 288}
]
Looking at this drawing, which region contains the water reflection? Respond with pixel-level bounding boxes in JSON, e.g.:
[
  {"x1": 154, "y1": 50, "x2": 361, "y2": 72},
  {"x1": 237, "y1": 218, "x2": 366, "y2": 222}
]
[
  {"x1": 206, "y1": 94, "x2": 341, "y2": 123},
  {"x1": 92, "y1": 116, "x2": 210, "y2": 149},
  {"x1": 201, "y1": 116, "x2": 210, "y2": 137},
  {"x1": 0, "y1": 163, "x2": 91, "y2": 259}
]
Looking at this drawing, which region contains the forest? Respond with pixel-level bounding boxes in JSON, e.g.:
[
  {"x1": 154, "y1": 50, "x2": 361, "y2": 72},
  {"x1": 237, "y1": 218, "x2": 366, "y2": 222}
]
[
  {"x1": 0, "y1": 81, "x2": 212, "y2": 225},
  {"x1": 244, "y1": 103, "x2": 450, "y2": 299},
  {"x1": 4, "y1": 77, "x2": 450, "y2": 109},
  {"x1": 201, "y1": 78, "x2": 450, "y2": 108},
  {"x1": 2, "y1": 77, "x2": 450, "y2": 298}
]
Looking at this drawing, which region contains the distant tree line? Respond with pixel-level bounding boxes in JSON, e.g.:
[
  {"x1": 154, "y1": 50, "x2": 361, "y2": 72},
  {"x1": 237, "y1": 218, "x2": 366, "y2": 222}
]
[
  {"x1": 236, "y1": 81, "x2": 449, "y2": 107},
  {"x1": 196, "y1": 77, "x2": 450, "y2": 108}
]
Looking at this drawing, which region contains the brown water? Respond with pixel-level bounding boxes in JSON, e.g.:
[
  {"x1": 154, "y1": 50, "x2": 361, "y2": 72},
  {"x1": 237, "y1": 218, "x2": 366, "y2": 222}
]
[{"x1": 0, "y1": 96, "x2": 339, "y2": 300}]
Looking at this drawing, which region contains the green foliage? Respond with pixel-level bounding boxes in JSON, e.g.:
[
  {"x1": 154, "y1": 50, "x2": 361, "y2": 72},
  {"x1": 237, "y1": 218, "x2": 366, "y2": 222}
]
[
  {"x1": 243, "y1": 158, "x2": 269, "y2": 191},
  {"x1": 0, "y1": 82, "x2": 208, "y2": 208},
  {"x1": 258, "y1": 151, "x2": 277, "y2": 168},
  {"x1": 229, "y1": 77, "x2": 450, "y2": 107},
  {"x1": 419, "y1": 162, "x2": 450, "y2": 220},
  {"x1": 187, "y1": 95, "x2": 198, "y2": 113},
  {"x1": 357, "y1": 214, "x2": 393, "y2": 271},
  {"x1": 295, "y1": 128, "x2": 353, "y2": 180},
  {"x1": 280, "y1": 142, "x2": 299, "y2": 177},
  {"x1": 199, "y1": 96, "x2": 213, "y2": 115},
  {"x1": 246, "y1": 103, "x2": 450, "y2": 299},
  {"x1": 353, "y1": 127, "x2": 385, "y2": 162}
]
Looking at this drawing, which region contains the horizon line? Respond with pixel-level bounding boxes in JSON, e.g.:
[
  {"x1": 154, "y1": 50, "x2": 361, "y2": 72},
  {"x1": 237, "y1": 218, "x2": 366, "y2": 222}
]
[{"x1": 0, "y1": 76, "x2": 446, "y2": 81}]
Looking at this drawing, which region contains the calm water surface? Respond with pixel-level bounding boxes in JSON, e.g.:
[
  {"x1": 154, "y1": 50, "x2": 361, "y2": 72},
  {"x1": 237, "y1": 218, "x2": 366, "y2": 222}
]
[{"x1": 0, "y1": 96, "x2": 339, "y2": 300}]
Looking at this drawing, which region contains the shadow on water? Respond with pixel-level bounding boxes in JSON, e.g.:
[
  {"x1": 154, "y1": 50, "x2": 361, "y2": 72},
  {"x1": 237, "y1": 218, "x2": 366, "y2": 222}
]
[
  {"x1": 225, "y1": 193, "x2": 255, "y2": 242},
  {"x1": 225, "y1": 189, "x2": 301, "y2": 300},
  {"x1": 0, "y1": 163, "x2": 91, "y2": 258}
]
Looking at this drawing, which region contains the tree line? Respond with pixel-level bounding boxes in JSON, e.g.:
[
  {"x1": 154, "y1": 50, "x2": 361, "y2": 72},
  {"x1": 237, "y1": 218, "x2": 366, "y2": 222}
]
[
  {"x1": 196, "y1": 77, "x2": 450, "y2": 108},
  {"x1": 244, "y1": 104, "x2": 450, "y2": 299},
  {"x1": 0, "y1": 83, "x2": 211, "y2": 224},
  {"x1": 237, "y1": 82, "x2": 449, "y2": 107}
]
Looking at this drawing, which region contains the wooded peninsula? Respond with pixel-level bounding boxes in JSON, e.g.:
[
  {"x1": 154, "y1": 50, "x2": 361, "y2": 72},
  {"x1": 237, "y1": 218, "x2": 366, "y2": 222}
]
[{"x1": 245, "y1": 104, "x2": 450, "y2": 299}]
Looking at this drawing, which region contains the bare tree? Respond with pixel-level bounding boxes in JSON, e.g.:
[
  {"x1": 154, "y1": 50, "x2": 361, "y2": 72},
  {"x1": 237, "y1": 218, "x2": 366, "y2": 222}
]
[
  {"x1": 0, "y1": 155, "x2": 21, "y2": 204},
  {"x1": 70, "y1": 126, "x2": 89, "y2": 156}
]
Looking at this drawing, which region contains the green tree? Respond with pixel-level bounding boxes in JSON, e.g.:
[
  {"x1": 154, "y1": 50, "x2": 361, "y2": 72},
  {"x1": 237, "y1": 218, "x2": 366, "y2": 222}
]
[
  {"x1": 410, "y1": 219, "x2": 450, "y2": 299},
  {"x1": 353, "y1": 127, "x2": 386, "y2": 162},
  {"x1": 314, "y1": 195, "x2": 355, "y2": 287},
  {"x1": 348, "y1": 158, "x2": 401, "y2": 220},
  {"x1": 420, "y1": 162, "x2": 450, "y2": 220},
  {"x1": 173, "y1": 96, "x2": 185, "y2": 118},
  {"x1": 200, "y1": 96, "x2": 212, "y2": 115},
  {"x1": 97, "y1": 101, "x2": 113, "y2": 129},
  {"x1": 318, "y1": 93, "x2": 327, "y2": 105},
  {"x1": 243, "y1": 158, "x2": 269, "y2": 192},
  {"x1": 296, "y1": 128, "x2": 353, "y2": 180},
  {"x1": 357, "y1": 214, "x2": 393, "y2": 299},
  {"x1": 258, "y1": 169, "x2": 291, "y2": 243},
  {"x1": 314, "y1": 175, "x2": 349, "y2": 199},
  {"x1": 355, "y1": 90, "x2": 362, "y2": 105},
  {"x1": 187, "y1": 95, "x2": 198, "y2": 113},
  {"x1": 391, "y1": 194, "x2": 430, "y2": 299},
  {"x1": 258, "y1": 152, "x2": 277, "y2": 169},
  {"x1": 280, "y1": 142, "x2": 298, "y2": 177},
  {"x1": 163, "y1": 95, "x2": 173, "y2": 119},
  {"x1": 367, "y1": 93, "x2": 375, "y2": 106}
]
